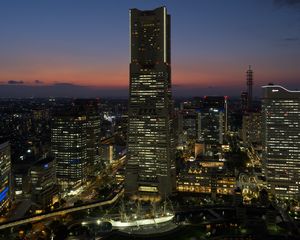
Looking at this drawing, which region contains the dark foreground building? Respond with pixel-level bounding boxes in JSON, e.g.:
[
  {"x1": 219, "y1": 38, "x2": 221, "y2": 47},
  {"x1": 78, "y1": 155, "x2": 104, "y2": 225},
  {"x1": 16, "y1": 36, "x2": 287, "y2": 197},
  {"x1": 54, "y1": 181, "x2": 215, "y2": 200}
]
[
  {"x1": 30, "y1": 156, "x2": 58, "y2": 210},
  {"x1": 125, "y1": 6, "x2": 175, "y2": 201}
]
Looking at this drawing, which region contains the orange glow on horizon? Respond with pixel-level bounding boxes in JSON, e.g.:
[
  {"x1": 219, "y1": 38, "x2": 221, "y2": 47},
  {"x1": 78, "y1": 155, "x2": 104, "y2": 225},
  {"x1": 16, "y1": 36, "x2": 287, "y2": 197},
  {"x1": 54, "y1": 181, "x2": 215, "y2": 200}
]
[{"x1": 0, "y1": 60, "x2": 298, "y2": 88}]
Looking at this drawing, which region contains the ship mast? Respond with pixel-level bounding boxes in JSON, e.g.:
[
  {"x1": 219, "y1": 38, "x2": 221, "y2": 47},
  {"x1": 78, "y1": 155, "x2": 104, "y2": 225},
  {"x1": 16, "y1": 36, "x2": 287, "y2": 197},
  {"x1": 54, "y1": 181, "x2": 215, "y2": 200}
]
[
  {"x1": 136, "y1": 200, "x2": 141, "y2": 218},
  {"x1": 151, "y1": 201, "x2": 157, "y2": 217},
  {"x1": 163, "y1": 200, "x2": 167, "y2": 215},
  {"x1": 120, "y1": 199, "x2": 128, "y2": 221}
]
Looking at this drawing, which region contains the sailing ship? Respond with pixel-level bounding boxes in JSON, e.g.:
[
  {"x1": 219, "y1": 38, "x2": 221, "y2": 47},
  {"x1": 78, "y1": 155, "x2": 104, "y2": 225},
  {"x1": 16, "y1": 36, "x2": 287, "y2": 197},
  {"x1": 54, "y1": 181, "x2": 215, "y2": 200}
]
[{"x1": 103, "y1": 200, "x2": 178, "y2": 235}]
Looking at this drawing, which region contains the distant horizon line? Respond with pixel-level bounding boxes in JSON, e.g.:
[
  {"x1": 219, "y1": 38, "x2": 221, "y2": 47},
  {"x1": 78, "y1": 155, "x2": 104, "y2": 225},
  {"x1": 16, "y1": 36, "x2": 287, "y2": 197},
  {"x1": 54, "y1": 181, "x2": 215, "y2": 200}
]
[
  {"x1": 0, "y1": 96, "x2": 263, "y2": 100},
  {"x1": 1, "y1": 82, "x2": 297, "y2": 89},
  {"x1": 1, "y1": 81, "x2": 298, "y2": 99}
]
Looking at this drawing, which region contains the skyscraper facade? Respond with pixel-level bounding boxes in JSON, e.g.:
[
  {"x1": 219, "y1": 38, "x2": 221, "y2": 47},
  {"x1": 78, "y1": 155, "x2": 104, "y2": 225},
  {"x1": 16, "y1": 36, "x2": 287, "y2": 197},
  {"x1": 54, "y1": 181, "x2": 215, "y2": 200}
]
[
  {"x1": 30, "y1": 156, "x2": 58, "y2": 209},
  {"x1": 246, "y1": 66, "x2": 253, "y2": 111},
  {"x1": 200, "y1": 96, "x2": 228, "y2": 144},
  {"x1": 52, "y1": 108, "x2": 87, "y2": 192},
  {"x1": 74, "y1": 99, "x2": 101, "y2": 176},
  {"x1": 178, "y1": 110, "x2": 201, "y2": 142},
  {"x1": 242, "y1": 112, "x2": 262, "y2": 146},
  {"x1": 0, "y1": 141, "x2": 11, "y2": 212},
  {"x1": 262, "y1": 85, "x2": 300, "y2": 199},
  {"x1": 177, "y1": 96, "x2": 227, "y2": 145},
  {"x1": 240, "y1": 91, "x2": 248, "y2": 112},
  {"x1": 125, "y1": 6, "x2": 175, "y2": 200}
]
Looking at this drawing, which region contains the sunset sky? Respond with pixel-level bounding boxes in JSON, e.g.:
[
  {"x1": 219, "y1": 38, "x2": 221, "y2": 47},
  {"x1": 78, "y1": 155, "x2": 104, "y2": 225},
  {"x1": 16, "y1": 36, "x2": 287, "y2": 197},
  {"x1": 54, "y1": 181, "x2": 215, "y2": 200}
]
[{"x1": 0, "y1": 0, "x2": 299, "y2": 97}]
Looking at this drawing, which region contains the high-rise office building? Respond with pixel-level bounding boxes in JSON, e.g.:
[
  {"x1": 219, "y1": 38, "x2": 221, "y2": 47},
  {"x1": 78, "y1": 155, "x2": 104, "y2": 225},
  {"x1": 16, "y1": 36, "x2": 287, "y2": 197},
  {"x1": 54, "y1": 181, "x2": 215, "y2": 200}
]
[
  {"x1": 241, "y1": 91, "x2": 248, "y2": 112},
  {"x1": 125, "y1": 6, "x2": 175, "y2": 200},
  {"x1": 0, "y1": 141, "x2": 12, "y2": 212},
  {"x1": 242, "y1": 111, "x2": 262, "y2": 146},
  {"x1": 246, "y1": 66, "x2": 253, "y2": 111},
  {"x1": 200, "y1": 96, "x2": 228, "y2": 144},
  {"x1": 86, "y1": 113, "x2": 101, "y2": 174},
  {"x1": 74, "y1": 99, "x2": 101, "y2": 175},
  {"x1": 52, "y1": 108, "x2": 87, "y2": 193},
  {"x1": 30, "y1": 156, "x2": 58, "y2": 210},
  {"x1": 178, "y1": 96, "x2": 227, "y2": 146},
  {"x1": 200, "y1": 109, "x2": 224, "y2": 144},
  {"x1": 262, "y1": 85, "x2": 300, "y2": 199},
  {"x1": 178, "y1": 110, "x2": 201, "y2": 142}
]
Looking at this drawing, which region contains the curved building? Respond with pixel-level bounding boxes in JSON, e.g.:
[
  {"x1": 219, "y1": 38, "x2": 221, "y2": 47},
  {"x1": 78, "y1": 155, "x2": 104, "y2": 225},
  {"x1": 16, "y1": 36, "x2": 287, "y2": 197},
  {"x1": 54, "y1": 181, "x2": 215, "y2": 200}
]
[{"x1": 262, "y1": 85, "x2": 300, "y2": 199}]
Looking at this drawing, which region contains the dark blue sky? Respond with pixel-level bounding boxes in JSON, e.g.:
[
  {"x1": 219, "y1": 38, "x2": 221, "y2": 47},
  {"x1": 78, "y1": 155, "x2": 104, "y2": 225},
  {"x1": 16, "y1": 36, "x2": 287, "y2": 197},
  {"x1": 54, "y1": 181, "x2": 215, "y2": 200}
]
[{"x1": 0, "y1": 0, "x2": 299, "y2": 98}]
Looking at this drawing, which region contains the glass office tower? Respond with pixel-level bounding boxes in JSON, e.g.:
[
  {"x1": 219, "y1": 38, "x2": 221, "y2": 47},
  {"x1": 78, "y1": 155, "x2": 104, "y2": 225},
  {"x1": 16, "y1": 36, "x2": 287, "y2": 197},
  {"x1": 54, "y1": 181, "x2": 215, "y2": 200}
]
[
  {"x1": 52, "y1": 109, "x2": 87, "y2": 193},
  {"x1": 125, "y1": 7, "x2": 175, "y2": 201},
  {"x1": 262, "y1": 85, "x2": 300, "y2": 199}
]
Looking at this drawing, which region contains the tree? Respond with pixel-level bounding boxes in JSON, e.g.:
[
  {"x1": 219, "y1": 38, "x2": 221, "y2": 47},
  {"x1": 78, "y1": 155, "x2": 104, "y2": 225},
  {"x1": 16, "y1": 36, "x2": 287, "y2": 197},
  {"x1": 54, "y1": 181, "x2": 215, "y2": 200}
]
[
  {"x1": 53, "y1": 224, "x2": 68, "y2": 240},
  {"x1": 53, "y1": 202, "x2": 60, "y2": 209},
  {"x1": 60, "y1": 198, "x2": 66, "y2": 206},
  {"x1": 259, "y1": 188, "x2": 269, "y2": 206},
  {"x1": 74, "y1": 200, "x2": 84, "y2": 206}
]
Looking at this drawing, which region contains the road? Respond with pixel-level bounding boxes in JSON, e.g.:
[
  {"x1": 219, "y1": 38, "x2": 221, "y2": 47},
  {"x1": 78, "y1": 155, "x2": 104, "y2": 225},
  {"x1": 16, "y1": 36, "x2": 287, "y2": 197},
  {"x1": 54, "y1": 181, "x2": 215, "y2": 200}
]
[
  {"x1": 246, "y1": 146, "x2": 261, "y2": 168},
  {"x1": 0, "y1": 154, "x2": 127, "y2": 231},
  {"x1": 0, "y1": 188, "x2": 124, "y2": 231},
  {"x1": 63, "y1": 155, "x2": 126, "y2": 206}
]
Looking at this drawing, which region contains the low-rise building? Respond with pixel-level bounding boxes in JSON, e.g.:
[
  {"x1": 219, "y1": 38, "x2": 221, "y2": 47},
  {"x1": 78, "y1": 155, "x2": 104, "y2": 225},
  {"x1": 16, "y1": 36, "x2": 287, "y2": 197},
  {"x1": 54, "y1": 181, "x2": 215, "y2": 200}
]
[{"x1": 177, "y1": 157, "x2": 236, "y2": 197}]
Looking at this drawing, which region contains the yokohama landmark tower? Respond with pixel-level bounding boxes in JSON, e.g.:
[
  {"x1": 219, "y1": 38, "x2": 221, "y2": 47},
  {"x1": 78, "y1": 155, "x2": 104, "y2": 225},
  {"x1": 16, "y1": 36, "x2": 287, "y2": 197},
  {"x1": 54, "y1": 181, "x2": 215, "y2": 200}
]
[{"x1": 125, "y1": 7, "x2": 175, "y2": 201}]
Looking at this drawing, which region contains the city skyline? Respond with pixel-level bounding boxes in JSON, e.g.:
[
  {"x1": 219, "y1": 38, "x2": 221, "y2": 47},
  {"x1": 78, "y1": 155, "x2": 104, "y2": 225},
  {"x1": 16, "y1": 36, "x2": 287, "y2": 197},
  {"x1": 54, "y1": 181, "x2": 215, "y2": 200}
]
[
  {"x1": 0, "y1": 2, "x2": 300, "y2": 237},
  {"x1": 0, "y1": 0, "x2": 300, "y2": 97}
]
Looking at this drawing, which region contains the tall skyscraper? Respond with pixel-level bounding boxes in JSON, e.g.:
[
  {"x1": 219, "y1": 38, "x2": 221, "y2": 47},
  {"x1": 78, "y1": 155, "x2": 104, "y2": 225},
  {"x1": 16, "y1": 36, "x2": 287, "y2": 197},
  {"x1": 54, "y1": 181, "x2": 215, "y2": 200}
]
[
  {"x1": 240, "y1": 91, "x2": 248, "y2": 112},
  {"x1": 52, "y1": 108, "x2": 87, "y2": 193},
  {"x1": 242, "y1": 112, "x2": 262, "y2": 146},
  {"x1": 74, "y1": 99, "x2": 101, "y2": 175},
  {"x1": 125, "y1": 6, "x2": 175, "y2": 201},
  {"x1": 178, "y1": 110, "x2": 201, "y2": 142},
  {"x1": 199, "y1": 96, "x2": 227, "y2": 144},
  {"x1": 262, "y1": 85, "x2": 300, "y2": 199},
  {"x1": 246, "y1": 65, "x2": 253, "y2": 111}
]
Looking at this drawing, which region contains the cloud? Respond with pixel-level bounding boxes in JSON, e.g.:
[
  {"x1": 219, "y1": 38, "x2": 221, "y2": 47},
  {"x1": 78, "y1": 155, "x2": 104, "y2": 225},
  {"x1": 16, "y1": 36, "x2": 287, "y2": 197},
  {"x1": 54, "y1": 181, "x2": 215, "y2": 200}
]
[
  {"x1": 34, "y1": 79, "x2": 43, "y2": 84},
  {"x1": 53, "y1": 82, "x2": 77, "y2": 86},
  {"x1": 7, "y1": 80, "x2": 24, "y2": 84}
]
